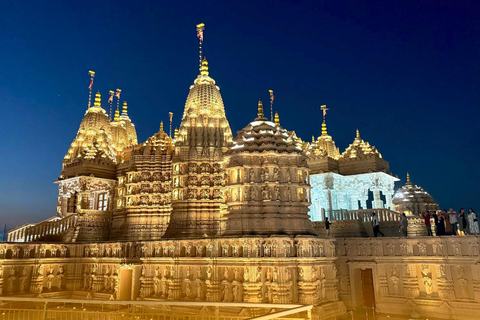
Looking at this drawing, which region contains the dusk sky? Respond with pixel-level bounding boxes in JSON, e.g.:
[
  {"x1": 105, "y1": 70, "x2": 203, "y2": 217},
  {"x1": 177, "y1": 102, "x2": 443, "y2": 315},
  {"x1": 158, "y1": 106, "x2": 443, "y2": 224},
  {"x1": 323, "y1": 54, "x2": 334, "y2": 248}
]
[{"x1": 1, "y1": 1, "x2": 479, "y2": 228}]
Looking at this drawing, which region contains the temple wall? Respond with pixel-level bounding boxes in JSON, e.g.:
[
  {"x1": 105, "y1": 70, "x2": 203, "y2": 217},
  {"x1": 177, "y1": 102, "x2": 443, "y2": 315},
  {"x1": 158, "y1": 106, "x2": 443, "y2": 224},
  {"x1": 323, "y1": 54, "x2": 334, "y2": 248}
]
[
  {"x1": 1, "y1": 236, "x2": 480, "y2": 319},
  {"x1": 0, "y1": 237, "x2": 341, "y2": 314},
  {"x1": 336, "y1": 236, "x2": 480, "y2": 319}
]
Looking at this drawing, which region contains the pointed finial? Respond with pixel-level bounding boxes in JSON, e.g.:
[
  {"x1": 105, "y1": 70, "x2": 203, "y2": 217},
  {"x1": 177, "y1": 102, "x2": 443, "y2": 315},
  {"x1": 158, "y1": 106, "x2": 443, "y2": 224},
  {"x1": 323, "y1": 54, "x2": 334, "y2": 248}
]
[
  {"x1": 407, "y1": 172, "x2": 411, "y2": 182},
  {"x1": 94, "y1": 91, "x2": 101, "y2": 107},
  {"x1": 114, "y1": 108, "x2": 120, "y2": 122},
  {"x1": 274, "y1": 111, "x2": 280, "y2": 126},
  {"x1": 160, "y1": 121, "x2": 164, "y2": 132},
  {"x1": 122, "y1": 101, "x2": 128, "y2": 116},
  {"x1": 200, "y1": 57, "x2": 209, "y2": 76},
  {"x1": 356, "y1": 129, "x2": 360, "y2": 138},
  {"x1": 174, "y1": 127, "x2": 179, "y2": 139},
  {"x1": 312, "y1": 135, "x2": 315, "y2": 143},
  {"x1": 257, "y1": 99, "x2": 264, "y2": 118}
]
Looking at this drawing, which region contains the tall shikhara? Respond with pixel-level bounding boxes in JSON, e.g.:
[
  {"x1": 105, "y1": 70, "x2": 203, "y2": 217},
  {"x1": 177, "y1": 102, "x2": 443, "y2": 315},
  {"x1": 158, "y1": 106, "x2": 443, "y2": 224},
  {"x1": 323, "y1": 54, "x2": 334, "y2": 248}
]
[{"x1": 163, "y1": 58, "x2": 233, "y2": 238}]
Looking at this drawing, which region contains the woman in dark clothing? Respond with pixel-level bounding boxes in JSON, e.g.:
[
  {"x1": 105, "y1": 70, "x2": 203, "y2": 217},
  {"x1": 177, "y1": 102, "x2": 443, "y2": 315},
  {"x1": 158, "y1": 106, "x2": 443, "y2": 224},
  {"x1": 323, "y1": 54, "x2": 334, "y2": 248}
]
[
  {"x1": 459, "y1": 208, "x2": 467, "y2": 235},
  {"x1": 437, "y1": 210, "x2": 446, "y2": 236}
]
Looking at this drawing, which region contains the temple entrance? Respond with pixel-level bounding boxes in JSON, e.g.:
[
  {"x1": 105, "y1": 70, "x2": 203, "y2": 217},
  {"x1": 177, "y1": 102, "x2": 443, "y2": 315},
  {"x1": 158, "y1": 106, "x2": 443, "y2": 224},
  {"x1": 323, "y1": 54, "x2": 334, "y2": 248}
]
[
  {"x1": 360, "y1": 268, "x2": 375, "y2": 318},
  {"x1": 119, "y1": 269, "x2": 133, "y2": 300}
]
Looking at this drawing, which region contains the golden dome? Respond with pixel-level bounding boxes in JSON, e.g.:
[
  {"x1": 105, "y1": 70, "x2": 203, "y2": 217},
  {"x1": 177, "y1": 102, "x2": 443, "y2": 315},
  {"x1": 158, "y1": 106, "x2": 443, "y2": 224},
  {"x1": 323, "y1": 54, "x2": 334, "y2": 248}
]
[
  {"x1": 393, "y1": 173, "x2": 439, "y2": 215},
  {"x1": 230, "y1": 102, "x2": 303, "y2": 154}
]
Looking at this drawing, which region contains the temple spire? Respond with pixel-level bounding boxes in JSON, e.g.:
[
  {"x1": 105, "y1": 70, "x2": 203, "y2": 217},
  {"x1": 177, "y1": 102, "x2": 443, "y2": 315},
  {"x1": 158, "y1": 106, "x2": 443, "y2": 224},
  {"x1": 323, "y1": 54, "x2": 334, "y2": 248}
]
[
  {"x1": 200, "y1": 57, "x2": 209, "y2": 76},
  {"x1": 274, "y1": 111, "x2": 280, "y2": 126},
  {"x1": 257, "y1": 99, "x2": 264, "y2": 118}
]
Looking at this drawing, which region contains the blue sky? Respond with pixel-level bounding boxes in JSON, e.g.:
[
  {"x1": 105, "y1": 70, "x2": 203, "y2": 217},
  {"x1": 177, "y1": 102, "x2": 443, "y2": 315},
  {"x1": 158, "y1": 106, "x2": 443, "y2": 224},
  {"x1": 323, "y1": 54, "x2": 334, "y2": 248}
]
[{"x1": 1, "y1": 0, "x2": 479, "y2": 228}]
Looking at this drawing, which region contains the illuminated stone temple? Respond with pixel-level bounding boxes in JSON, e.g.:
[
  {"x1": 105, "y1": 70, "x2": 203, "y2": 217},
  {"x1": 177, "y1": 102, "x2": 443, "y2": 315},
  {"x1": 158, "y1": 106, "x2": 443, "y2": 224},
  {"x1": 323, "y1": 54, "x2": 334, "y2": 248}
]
[{"x1": 2, "y1": 27, "x2": 480, "y2": 320}]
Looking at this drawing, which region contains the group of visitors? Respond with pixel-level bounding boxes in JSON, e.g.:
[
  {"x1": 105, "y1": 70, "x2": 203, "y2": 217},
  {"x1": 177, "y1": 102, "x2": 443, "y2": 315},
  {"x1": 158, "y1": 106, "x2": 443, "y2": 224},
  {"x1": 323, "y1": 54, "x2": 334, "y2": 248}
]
[
  {"x1": 422, "y1": 208, "x2": 479, "y2": 236},
  {"x1": 327, "y1": 208, "x2": 479, "y2": 238},
  {"x1": 369, "y1": 208, "x2": 478, "y2": 238}
]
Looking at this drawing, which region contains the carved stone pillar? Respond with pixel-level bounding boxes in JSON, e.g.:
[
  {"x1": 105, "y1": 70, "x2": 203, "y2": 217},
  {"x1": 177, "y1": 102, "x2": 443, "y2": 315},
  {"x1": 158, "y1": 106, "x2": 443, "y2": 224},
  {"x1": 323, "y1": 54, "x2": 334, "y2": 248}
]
[
  {"x1": 30, "y1": 264, "x2": 44, "y2": 295},
  {"x1": 402, "y1": 264, "x2": 419, "y2": 298},
  {"x1": 242, "y1": 266, "x2": 262, "y2": 302},
  {"x1": 167, "y1": 268, "x2": 182, "y2": 300},
  {"x1": 139, "y1": 267, "x2": 153, "y2": 298},
  {"x1": 372, "y1": 190, "x2": 384, "y2": 209},
  {"x1": 384, "y1": 192, "x2": 393, "y2": 210},
  {"x1": 270, "y1": 267, "x2": 293, "y2": 304}
]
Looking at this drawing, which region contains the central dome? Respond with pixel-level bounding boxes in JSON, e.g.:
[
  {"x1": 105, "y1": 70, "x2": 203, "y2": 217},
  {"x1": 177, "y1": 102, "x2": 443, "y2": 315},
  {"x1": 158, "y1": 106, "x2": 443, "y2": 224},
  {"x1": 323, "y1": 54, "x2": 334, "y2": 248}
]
[{"x1": 231, "y1": 100, "x2": 302, "y2": 154}]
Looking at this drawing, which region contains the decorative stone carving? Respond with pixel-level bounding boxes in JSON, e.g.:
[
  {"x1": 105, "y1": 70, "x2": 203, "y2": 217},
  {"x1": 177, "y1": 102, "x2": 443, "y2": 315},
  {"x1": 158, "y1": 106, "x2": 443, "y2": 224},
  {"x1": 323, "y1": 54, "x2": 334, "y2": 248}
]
[{"x1": 421, "y1": 265, "x2": 433, "y2": 296}]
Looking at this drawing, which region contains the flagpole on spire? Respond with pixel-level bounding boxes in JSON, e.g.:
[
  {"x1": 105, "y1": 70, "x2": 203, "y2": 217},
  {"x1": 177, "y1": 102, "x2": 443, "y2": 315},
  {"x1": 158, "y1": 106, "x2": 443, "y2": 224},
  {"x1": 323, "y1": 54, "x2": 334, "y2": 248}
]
[
  {"x1": 108, "y1": 90, "x2": 114, "y2": 120},
  {"x1": 87, "y1": 71, "x2": 95, "y2": 109},
  {"x1": 169, "y1": 112, "x2": 173, "y2": 137},
  {"x1": 268, "y1": 90, "x2": 275, "y2": 122},
  {"x1": 115, "y1": 89, "x2": 121, "y2": 117},
  {"x1": 196, "y1": 23, "x2": 205, "y2": 71}
]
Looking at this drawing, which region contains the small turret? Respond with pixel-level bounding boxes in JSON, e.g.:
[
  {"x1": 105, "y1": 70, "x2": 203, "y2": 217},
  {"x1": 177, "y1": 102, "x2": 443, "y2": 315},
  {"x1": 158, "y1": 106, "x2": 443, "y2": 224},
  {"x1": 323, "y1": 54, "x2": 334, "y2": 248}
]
[
  {"x1": 121, "y1": 101, "x2": 128, "y2": 117},
  {"x1": 93, "y1": 91, "x2": 101, "y2": 107},
  {"x1": 257, "y1": 99, "x2": 265, "y2": 119},
  {"x1": 274, "y1": 111, "x2": 280, "y2": 126},
  {"x1": 114, "y1": 108, "x2": 120, "y2": 122},
  {"x1": 321, "y1": 121, "x2": 328, "y2": 136},
  {"x1": 200, "y1": 57, "x2": 209, "y2": 76}
]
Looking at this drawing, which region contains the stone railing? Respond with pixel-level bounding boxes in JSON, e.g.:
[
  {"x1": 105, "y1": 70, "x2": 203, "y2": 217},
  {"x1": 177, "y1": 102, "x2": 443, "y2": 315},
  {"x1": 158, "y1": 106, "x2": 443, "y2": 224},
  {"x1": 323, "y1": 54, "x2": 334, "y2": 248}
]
[
  {"x1": 329, "y1": 209, "x2": 401, "y2": 222},
  {"x1": 312, "y1": 209, "x2": 404, "y2": 237},
  {"x1": 8, "y1": 214, "x2": 78, "y2": 243}
]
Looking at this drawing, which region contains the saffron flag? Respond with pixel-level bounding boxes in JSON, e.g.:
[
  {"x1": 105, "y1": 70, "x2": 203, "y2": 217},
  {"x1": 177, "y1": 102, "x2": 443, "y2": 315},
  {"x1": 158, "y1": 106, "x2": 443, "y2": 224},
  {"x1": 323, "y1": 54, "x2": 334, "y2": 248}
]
[
  {"x1": 88, "y1": 70, "x2": 95, "y2": 89},
  {"x1": 108, "y1": 95, "x2": 113, "y2": 103},
  {"x1": 169, "y1": 112, "x2": 173, "y2": 122},
  {"x1": 269, "y1": 90, "x2": 274, "y2": 104},
  {"x1": 196, "y1": 23, "x2": 205, "y2": 42},
  {"x1": 115, "y1": 89, "x2": 121, "y2": 99},
  {"x1": 321, "y1": 105, "x2": 328, "y2": 117}
]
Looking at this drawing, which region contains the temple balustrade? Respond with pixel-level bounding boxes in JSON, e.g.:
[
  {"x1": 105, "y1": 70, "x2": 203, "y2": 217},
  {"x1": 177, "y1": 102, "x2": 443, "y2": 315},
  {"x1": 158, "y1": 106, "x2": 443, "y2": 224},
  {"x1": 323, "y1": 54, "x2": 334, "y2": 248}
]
[
  {"x1": 8, "y1": 215, "x2": 78, "y2": 243},
  {"x1": 313, "y1": 209, "x2": 405, "y2": 237}
]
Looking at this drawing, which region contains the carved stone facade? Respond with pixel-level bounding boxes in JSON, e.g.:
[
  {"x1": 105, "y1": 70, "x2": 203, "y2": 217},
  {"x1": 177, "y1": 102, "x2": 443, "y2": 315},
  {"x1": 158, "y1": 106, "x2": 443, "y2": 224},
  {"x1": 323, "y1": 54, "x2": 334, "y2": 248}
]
[
  {"x1": 164, "y1": 59, "x2": 233, "y2": 238},
  {"x1": 112, "y1": 125, "x2": 174, "y2": 240},
  {"x1": 224, "y1": 101, "x2": 312, "y2": 235}
]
